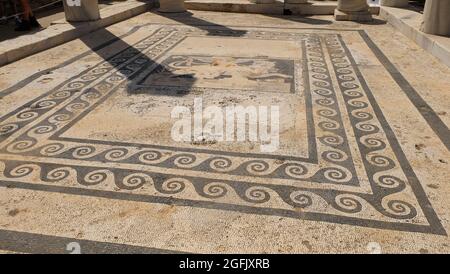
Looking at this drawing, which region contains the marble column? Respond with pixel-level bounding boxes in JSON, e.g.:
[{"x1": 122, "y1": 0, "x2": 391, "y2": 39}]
[
  {"x1": 159, "y1": 0, "x2": 186, "y2": 13},
  {"x1": 63, "y1": 0, "x2": 100, "y2": 22},
  {"x1": 334, "y1": 0, "x2": 372, "y2": 22},
  {"x1": 421, "y1": 0, "x2": 450, "y2": 37},
  {"x1": 380, "y1": 0, "x2": 409, "y2": 7}
]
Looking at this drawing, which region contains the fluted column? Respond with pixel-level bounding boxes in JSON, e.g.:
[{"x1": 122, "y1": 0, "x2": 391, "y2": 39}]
[
  {"x1": 334, "y1": 0, "x2": 372, "y2": 22},
  {"x1": 421, "y1": 0, "x2": 450, "y2": 36}
]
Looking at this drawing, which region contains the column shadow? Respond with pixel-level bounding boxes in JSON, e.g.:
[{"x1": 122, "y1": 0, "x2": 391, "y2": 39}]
[
  {"x1": 77, "y1": 26, "x2": 197, "y2": 97},
  {"x1": 75, "y1": 9, "x2": 249, "y2": 98},
  {"x1": 150, "y1": 10, "x2": 247, "y2": 36}
]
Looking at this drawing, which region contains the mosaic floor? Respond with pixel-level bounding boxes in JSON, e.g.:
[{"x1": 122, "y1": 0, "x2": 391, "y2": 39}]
[{"x1": 0, "y1": 11, "x2": 449, "y2": 253}]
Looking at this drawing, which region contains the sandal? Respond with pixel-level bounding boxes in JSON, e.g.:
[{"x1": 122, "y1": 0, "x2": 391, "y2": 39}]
[
  {"x1": 14, "y1": 15, "x2": 40, "y2": 32},
  {"x1": 14, "y1": 17, "x2": 31, "y2": 31}
]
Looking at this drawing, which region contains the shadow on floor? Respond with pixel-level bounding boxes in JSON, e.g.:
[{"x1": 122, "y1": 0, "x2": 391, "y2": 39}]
[
  {"x1": 0, "y1": 0, "x2": 148, "y2": 43},
  {"x1": 73, "y1": 10, "x2": 255, "y2": 97},
  {"x1": 358, "y1": 18, "x2": 387, "y2": 26},
  {"x1": 0, "y1": 1, "x2": 64, "y2": 43},
  {"x1": 76, "y1": 26, "x2": 196, "y2": 97},
  {"x1": 151, "y1": 10, "x2": 247, "y2": 36},
  {"x1": 271, "y1": 14, "x2": 333, "y2": 25}
]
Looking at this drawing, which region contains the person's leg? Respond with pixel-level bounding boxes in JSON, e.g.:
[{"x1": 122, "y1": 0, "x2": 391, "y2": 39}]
[
  {"x1": 15, "y1": 0, "x2": 40, "y2": 31},
  {"x1": 19, "y1": 0, "x2": 33, "y2": 20}
]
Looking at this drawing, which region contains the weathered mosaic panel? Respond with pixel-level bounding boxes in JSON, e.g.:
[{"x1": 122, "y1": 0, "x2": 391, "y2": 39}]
[
  {"x1": 138, "y1": 55, "x2": 296, "y2": 93},
  {"x1": 0, "y1": 26, "x2": 444, "y2": 235}
]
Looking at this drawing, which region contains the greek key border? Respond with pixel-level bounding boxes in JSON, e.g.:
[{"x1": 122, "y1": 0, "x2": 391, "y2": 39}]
[{"x1": 0, "y1": 25, "x2": 445, "y2": 234}]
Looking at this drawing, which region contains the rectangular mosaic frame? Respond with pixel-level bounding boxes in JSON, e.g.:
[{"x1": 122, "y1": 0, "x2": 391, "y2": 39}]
[{"x1": 0, "y1": 25, "x2": 445, "y2": 235}]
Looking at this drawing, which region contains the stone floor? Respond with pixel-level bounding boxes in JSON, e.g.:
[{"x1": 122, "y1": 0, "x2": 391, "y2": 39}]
[
  {"x1": 0, "y1": 0, "x2": 134, "y2": 43},
  {"x1": 0, "y1": 10, "x2": 449, "y2": 254}
]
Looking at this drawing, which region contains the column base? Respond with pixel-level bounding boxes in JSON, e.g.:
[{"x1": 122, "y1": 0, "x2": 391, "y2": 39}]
[
  {"x1": 63, "y1": 0, "x2": 100, "y2": 22},
  {"x1": 334, "y1": 9, "x2": 372, "y2": 22}
]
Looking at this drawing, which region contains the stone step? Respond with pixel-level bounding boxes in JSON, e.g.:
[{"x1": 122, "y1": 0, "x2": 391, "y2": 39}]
[
  {"x1": 184, "y1": 0, "x2": 380, "y2": 15},
  {"x1": 0, "y1": 0, "x2": 152, "y2": 67},
  {"x1": 379, "y1": 6, "x2": 450, "y2": 68}
]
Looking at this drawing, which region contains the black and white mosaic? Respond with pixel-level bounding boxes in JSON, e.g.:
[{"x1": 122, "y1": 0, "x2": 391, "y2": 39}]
[{"x1": 0, "y1": 26, "x2": 445, "y2": 235}]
